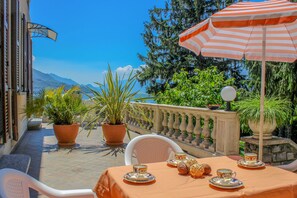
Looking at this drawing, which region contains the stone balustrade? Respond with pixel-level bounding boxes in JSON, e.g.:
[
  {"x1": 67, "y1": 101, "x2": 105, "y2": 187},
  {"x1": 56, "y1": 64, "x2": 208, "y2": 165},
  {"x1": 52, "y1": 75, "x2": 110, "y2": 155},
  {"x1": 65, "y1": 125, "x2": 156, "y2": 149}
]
[{"x1": 126, "y1": 102, "x2": 240, "y2": 157}]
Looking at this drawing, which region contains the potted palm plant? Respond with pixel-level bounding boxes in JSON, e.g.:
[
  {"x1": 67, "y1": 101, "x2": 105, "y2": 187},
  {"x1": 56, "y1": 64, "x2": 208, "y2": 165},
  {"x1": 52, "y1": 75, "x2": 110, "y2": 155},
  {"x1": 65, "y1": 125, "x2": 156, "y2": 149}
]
[
  {"x1": 236, "y1": 96, "x2": 291, "y2": 139},
  {"x1": 85, "y1": 65, "x2": 147, "y2": 145},
  {"x1": 25, "y1": 89, "x2": 46, "y2": 130},
  {"x1": 44, "y1": 85, "x2": 85, "y2": 147}
]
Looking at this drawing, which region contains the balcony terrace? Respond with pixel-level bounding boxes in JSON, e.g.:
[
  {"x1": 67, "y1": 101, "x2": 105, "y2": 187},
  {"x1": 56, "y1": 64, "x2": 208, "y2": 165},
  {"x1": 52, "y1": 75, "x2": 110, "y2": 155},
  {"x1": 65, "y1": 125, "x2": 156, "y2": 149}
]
[{"x1": 9, "y1": 102, "x2": 242, "y2": 197}]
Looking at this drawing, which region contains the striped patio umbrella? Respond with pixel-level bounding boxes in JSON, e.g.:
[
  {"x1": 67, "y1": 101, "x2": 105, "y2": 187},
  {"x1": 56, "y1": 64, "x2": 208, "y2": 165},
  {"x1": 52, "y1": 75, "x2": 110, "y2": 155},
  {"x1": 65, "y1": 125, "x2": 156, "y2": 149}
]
[{"x1": 179, "y1": 0, "x2": 297, "y2": 161}]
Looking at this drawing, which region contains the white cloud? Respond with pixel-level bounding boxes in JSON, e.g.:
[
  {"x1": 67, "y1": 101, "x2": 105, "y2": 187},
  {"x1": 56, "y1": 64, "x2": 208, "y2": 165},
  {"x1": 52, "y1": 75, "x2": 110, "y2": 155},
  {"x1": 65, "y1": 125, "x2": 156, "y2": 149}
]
[
  {"x1": 102, "y1": 65, "x2": 142, "y2": 80},
  {"x1": 116, "y1": 65, "x2": 134, "y2": 75},
  {"x1": 32, "y1": 55, "x2": 36, "y2": 62}
]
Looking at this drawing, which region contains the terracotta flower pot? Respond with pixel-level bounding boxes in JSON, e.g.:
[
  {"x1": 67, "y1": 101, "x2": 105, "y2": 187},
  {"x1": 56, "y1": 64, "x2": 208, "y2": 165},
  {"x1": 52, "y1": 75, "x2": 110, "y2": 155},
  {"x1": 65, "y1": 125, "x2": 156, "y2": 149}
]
[
  {"x1": 248, "y1": 119, "x2": 277, "y2": 140},
  {"x1": 102, "y1": 123, "x2": 126, "y2": 145},
  {"x1": 53, "y1": 123, "x2": 79, "y2": 147}
]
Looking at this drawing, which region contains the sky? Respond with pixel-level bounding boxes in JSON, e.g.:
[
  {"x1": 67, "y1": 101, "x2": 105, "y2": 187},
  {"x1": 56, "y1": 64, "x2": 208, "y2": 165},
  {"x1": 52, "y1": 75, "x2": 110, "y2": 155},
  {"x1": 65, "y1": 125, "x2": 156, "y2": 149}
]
[{"x1": 31, "y1": 0, "x2": 164, "y2": 85}]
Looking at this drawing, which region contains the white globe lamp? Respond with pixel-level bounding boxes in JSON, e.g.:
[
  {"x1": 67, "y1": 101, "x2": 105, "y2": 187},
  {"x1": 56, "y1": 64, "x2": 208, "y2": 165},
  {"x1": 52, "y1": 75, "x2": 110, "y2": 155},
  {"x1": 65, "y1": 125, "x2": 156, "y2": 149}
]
[{"x1": 221, "y1": 86, "x2": 237, "y2": 111}]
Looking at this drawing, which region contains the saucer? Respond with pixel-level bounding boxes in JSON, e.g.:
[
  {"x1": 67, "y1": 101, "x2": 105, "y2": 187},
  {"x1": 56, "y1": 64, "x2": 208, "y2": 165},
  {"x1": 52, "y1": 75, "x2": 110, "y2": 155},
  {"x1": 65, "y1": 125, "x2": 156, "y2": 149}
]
[
  {"x1": 209, "y1": 177, "x2": 244, "y2": 189},
  {"x1": 123, "y1": 172, "x2": 155, "y2": 183},
  {"x1": 237, "y1": 159, "x2": 265, "y2": 169},
  {"x1": 167, "y1": 159, "x2": 184, "y2": 167}
]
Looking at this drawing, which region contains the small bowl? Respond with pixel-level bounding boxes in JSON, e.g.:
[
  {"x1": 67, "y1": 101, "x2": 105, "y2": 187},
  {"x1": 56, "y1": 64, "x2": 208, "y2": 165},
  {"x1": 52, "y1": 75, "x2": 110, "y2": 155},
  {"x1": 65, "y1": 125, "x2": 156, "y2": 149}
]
[{"x1": 207, "y1": 104, "x2": 221, "y2": 110}]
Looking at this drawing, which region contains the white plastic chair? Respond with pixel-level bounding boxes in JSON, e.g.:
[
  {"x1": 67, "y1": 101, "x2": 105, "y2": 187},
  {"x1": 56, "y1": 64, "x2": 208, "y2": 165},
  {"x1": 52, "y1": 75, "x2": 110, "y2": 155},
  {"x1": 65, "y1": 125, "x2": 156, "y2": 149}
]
[
  {"x1": 278, "y1": 159, "x2": 297, "y2": 172},
  {"x1": 0, "y1": 168, "x2": 96, "y2": 198},
  {"x1": 125, "y1": 134, "x2": 183, "y2": 165}
]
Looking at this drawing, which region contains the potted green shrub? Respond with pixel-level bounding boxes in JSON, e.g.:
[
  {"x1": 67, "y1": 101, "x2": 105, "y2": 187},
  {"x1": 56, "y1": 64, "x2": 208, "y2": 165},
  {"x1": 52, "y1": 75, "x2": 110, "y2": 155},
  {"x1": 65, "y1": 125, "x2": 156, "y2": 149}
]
[
  {"x1": 236, "y1": 96, "x2": 291, "y2": 139},
  {"x1": 24, "y1": 89, "x2": 46, "y2": 130},
  {"x1": 84, "y1": 65, "x2": 147, "y2": 145},
  {"x1": 44, "y1": 85, "x2": 85, "y2": 147}
]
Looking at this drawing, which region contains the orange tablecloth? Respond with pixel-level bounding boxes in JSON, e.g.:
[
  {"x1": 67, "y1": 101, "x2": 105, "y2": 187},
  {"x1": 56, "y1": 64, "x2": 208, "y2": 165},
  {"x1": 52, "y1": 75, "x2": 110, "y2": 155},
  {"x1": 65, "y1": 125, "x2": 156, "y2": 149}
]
[{"x1": 94, "y1": 156, "x2": 297, "y2": 198}]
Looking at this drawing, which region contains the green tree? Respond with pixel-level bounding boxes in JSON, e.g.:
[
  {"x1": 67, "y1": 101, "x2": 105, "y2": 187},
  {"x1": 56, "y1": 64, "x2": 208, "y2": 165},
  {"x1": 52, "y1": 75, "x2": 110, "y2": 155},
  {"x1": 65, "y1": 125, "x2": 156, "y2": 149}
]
[
  {"x1": 156, "y1": 66, "x2": 235, "y2": 107},
  {"x1": 138, "y1": 0, "x2": 242, "y2": 94}
]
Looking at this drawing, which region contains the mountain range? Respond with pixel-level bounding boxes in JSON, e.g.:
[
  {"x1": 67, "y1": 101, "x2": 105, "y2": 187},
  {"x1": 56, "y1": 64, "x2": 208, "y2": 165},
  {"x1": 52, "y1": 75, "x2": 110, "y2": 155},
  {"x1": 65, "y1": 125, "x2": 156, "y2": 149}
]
[{"x1": 33, "y1": 69, "x2": 147, "y2": 99}]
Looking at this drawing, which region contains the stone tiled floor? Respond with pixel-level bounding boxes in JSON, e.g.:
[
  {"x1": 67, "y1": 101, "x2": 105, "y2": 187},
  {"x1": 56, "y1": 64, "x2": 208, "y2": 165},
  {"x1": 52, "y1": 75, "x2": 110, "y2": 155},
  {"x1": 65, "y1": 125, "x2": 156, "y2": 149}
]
[{"x1": 12, "y1": 124, "x2": 139, "y2": 197}]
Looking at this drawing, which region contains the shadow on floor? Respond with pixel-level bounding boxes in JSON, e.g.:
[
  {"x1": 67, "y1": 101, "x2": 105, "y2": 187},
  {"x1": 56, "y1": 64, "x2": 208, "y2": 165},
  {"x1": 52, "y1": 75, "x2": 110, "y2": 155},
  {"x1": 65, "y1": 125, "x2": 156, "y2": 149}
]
[
  {"x1": 11, "y1": 127, "x2": 128, "y2": 197},
  {"x1": 12, "y1": 127, "x2": 54, "y2": 197},
  {"x1": 42, "y1": 141, "x2": 127, "y2": 157}
]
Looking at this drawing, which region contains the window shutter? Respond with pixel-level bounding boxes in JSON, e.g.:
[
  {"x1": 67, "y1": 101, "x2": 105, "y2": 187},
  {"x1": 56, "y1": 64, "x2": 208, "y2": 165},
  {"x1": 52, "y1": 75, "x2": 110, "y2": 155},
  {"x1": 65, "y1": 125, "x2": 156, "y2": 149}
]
[
  {"x1": 0, "y1": 0, "x2": 10, "y2": 143},
  {"x1": 11, "y1": 0, "x2": 20, "y2": 140},
  {"x1": 27, "y1": 38, "x2": 32, "y2": 95},
  {"x1": 16, "y1": 1, "x2": 20, "y2": 91},
  {"x1": 22, "y1": 14, "x2": 27, "y2": 92}
]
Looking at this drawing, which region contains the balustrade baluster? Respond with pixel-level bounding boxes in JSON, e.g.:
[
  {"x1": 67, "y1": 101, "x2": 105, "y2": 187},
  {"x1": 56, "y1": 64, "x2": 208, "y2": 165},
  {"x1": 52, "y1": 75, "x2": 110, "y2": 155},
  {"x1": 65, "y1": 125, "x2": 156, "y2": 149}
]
[
  {"x1": 200, "y1": 116, "x2": 210, "y2": 149},
  {"x1": 148, "y1": 109, "x2": 154, "y2": 129},
  {"x1": 140, "y1": 107, "x2": 145, "y2": 127},
  {"x1": 185, "y1": 113, "x2": 194, "y2": 143},
  {"x1": 173, "y1": 112, "x2": 180, "y2": 139},
  {"x1": 143, "y1": 107, "x2": 148, "y2": 128},
  {"x1": 124, "y1": 111, "x2": 128, "y2": 124},
  {"x1": 209, "y1": 117, "x2": 217, "y2": 152},
  {"x1": 162, "y1": 110, "x2": 168, "y2": 135},
  {"x1": 133, "y1": 115, "x2": 136, "y2": 125},
  {"x1": 131, "y1": 110, "x2": 136, "y2": 126},
  {"x1": 145, "y1": 108, "x2": 151, "y2": 129},
  {"x1": 136, "y1": 110, "x2": 141, "y2": 127},
  {"x1": 192, "y1": 115, "x2": 202, "y2": 146},
  {"x1": 167, "y1": 111, "x2": 174, "y2": 137},
  {"x1": 139, "y1": 107, "x2": 145, "y2": 128},
  {"x1": 125, "y1": 111, "x2": 130, "y2": 125},
  {"x1": 178, "y1": 113, "x2": 187, "y2": 141},
  {"x1": 143, "y1": 108, "x2": 149, "y2": 129},
  {"x1": 130, "y1": 112, "x2": 134, "y2": 125}
]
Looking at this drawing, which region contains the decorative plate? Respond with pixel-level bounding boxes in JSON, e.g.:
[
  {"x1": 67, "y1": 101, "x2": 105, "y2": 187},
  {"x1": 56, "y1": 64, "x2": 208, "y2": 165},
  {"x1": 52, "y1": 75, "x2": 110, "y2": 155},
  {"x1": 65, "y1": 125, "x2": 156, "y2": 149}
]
[
  {"x1": 167, "y1": 159, "x2": 184, "y2": 167},
  {"x1": 123, "y1": 172, "x2": 155, "y2": 184},
  {"x1": 237, "y1": 159, "x2": 265, "y2": 169},
  {"x1": 209, "y1": 177, "x2": 244, "y2": 189}
]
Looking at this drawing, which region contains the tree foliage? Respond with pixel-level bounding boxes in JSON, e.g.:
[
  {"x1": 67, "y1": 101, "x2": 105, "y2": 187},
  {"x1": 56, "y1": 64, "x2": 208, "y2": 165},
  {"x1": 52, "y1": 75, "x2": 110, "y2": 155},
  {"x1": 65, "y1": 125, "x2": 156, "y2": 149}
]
[
  {"x1": 138, "y1": 0, "x2": 243, "y2": 94},
  {"x1": 156, "y1": 66, "x2": 235, "y2": 107}
]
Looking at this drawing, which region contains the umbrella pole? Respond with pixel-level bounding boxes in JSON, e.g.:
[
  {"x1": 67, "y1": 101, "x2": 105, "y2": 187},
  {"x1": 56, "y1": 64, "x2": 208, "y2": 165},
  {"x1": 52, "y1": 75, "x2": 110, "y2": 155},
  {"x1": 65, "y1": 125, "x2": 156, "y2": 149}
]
[{"x1": 259, "y1": 27, "x2": 267, "y2": 161}]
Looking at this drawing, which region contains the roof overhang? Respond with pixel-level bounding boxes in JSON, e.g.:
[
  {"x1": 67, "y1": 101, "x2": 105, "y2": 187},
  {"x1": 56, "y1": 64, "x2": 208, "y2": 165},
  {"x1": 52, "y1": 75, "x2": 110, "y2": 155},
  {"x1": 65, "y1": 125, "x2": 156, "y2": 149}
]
[{"x1": 28, "y1": 22, "x2": 57, "y2": 41}]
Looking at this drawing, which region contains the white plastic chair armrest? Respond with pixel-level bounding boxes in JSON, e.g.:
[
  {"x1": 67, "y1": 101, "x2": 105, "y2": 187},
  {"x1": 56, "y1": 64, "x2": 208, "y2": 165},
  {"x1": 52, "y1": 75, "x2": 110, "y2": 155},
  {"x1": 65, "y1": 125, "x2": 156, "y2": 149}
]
[
  {"x1": 28, "y1": 175, "x2": 96, "y2": 198},
  {"x1": 278, "y1": 159, "x2": 297, "y2": 172},
  {"x1": 54, "y1": 189, "x2": 96, "y2": 197}
]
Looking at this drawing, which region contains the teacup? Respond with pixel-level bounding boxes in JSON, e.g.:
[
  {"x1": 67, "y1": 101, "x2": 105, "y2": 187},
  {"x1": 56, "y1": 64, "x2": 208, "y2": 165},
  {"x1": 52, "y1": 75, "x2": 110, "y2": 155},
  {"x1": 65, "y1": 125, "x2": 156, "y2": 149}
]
[
  {"x1": 133, "y1": 164, "x2": 147, "y2": 175},
  {"x1": 217, "y1": 169, "x2": 236, "y2": 182},
  {"x1": 175, "y1": 152, "x2": 187, "y2": 160},
  {"x1": 244, "y1": 153, "x2": 257, "y2": 164}
]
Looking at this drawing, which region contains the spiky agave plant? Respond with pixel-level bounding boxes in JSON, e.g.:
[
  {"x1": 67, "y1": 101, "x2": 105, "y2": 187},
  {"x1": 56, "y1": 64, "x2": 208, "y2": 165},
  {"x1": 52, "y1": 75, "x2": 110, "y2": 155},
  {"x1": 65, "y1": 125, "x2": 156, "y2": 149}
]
[
  {"x1": 44, "y1": 86, "x2": 85, "y2": 125},
  {"x1": 84, "y1": 65, "x2": 149, "y2": 138}
]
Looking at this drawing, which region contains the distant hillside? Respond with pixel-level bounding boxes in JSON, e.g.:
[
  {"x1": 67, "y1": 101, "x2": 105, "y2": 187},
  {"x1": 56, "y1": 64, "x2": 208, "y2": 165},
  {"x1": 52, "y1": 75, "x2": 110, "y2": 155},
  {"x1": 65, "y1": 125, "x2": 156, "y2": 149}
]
[
  {"x1": 48, "y1": 73, "x2": 78, "y2": 86},
  {"x1": 33, "y1": 69, "x2": 148, "y2": 99},
  {"x1": 33, "y1": 69, "x2": 72, "y2": 92}
]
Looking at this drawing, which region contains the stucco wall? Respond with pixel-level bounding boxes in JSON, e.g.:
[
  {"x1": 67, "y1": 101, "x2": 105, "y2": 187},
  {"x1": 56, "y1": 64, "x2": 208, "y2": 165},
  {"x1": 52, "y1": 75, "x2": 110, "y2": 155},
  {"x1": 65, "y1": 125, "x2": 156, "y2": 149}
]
[{"x1": 0, "y1": 0, "x2": 30, "y2": 155}]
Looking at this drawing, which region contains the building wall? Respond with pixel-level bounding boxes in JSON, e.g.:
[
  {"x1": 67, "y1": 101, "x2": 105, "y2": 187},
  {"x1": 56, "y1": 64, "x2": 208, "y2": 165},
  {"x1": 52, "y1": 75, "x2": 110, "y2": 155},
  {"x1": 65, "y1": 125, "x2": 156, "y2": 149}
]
[{"x1": 0, "y1": 0, "x2": 32, "y2": 155}]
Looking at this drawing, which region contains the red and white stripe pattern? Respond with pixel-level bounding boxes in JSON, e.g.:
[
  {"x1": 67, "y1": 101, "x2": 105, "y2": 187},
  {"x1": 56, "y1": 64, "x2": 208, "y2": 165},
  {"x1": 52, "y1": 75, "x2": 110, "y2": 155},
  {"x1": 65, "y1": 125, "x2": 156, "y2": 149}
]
[{"x1": 179, "y1": 0, "x2": 297, "y2": 62}]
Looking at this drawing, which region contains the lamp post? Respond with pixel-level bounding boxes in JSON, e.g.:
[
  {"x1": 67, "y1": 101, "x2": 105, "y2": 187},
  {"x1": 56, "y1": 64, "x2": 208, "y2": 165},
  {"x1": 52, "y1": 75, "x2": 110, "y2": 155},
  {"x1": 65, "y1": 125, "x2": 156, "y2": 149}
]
[{"x1": 221, "y1": 86, "x2": 237, "y2": 111}]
